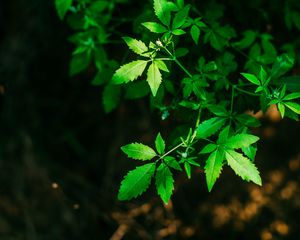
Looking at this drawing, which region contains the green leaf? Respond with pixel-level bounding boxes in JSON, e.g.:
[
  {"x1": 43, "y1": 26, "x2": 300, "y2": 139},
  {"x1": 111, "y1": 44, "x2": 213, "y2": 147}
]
[
  {"x1": 155, "y1": 60, "x2": 169, "y2": 72},
  {"x1": 259, "y1": 66, "x2": 268, "y2": 84},
  {"x1": 155, "y1": 163, "x2": 174, "y2": 204},
  {"x1": 121, "y1": 143, "x2": 157, "y2": 160},
  {"x1": 102, "y1": 84, "x2": 121, "y2": 113},
  {"x1": 172, "y1": 5, "x2": 190, "y2": 29},
  {"x1": 147, "y1": 62, "x2": 162, "y2": 96},
  {"x1": 69, "y1": 52, "x2": 91, "y2": 76},
  {"x1": 55, "y1": 0, "x2": 72, "y2": 20},
  {"x1": 112, "y1": 60, "x2": 148, "y2": 84},
  {"x1": 232, "y1": 30, "x2": 256, "y2": 49},
  {"x1": 205, "y1": 149, "x2": 224, "y2": 191},
  {"x1": 208, "y1": 105, "x2": 228, "y2": 117},
  {"x1": 225, "y1": 150, "x2": 262, "y2": 186},
  {"x1": 118, "y1": 163, "x2": 156, "y2": 200},
  {"x1": 176, "y1": 0, "x2": 184, "y2": 8},
  {"x1": 154, "y1": 0, "x2": 171, "y2": 26},
  {"x1": 217, "y1": 126, "x2": 231, "y2": 144},
  {"x1": 241, "y1": 73, "x2": 260, "y2": 85},
  {"x1": 142, "y1": 22, "x2": 168, "y2": 33},
  {"x1": 283, "y1": 92, "x2": 300, "y2": 101},
  {"x1": 122, "y1": 37, "x2": 148, "y2": 56},
  {"x1": 196, "y1": 117, "x2": 226, "y2": 139},
  {"x1": 292, "y1": 11, "x2": 300, "y2": 30},
  {"x1": 164, "y1": 156, "x2": 182, "y2": 171},
  {"x1": 226, "y1": 134, "x2": 259, "y2": 149},
  {"x1": 172, "y1": 29, "x2": 186, "y2": 35},
  {"x1": 235, "y1": 114, "x2": 261, "y2": 128},
  {"x1": 242, "y1": 145, "x2": 257, "y2": 161},
  {"x1": 155, "y1": 133, "x2": 165, "y2": 155},
  {"x1": 277, "y1": 103, "x2": 285, "y2": 118},
  {"x1": 200, "y1": 144, "x2": 217, "y2": 154},
  {"x1": 271, "y1": 54, "x2": 294, "y2": 79},
  {"x1": 184, "y1": 162, "x2": 191, "y2": 179},
  {"x1": 190, "y1": 25, "x2": 200, "y2": 44},
  {"x1": 284, "y1": 102, "x2": 300, "y2": 114}
]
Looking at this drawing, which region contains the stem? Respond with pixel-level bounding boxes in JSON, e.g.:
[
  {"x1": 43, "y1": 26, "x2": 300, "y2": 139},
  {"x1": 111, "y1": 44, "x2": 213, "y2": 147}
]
[
  {"x1": 235, "y1": 86, "x2": 260, "y2": 96},
  {"x1": 163, "y1": 47, "x2": 193, "y2": 78},
  {"x1": 157, "y1": 142, "x2": 184, "y2": 161}
]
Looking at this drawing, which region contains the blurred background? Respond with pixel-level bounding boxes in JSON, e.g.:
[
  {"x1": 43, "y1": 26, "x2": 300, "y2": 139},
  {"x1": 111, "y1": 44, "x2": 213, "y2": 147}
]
[{"x1": 1, "y1": 0, "x2": 300, "y2": 239}]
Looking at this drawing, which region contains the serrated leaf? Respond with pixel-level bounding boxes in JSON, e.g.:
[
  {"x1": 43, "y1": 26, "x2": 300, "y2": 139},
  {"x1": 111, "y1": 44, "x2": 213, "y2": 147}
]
[
  {"x1": 118, "y1": 163, "x2": 156, "y2": 200},
  {"x1": 205, "y1": 149, "x2": 224, "y2": 191},
  {"x1": 154, "y1": 0, "x2": 171, "y2": 26},
  {"x1": 190, "y1": 25, "x2": 200, "y2": 44},
  {"x1": 259, "y1": 66, "x2": 268, "y2": 84},
  {"x1": 225, "y1": 150, "x2": 262, "y2": 186},
  {"x1": 200, "y1": 144, "x2": 217, "y2": 154},
  {"x1": 55, "y1": 0, "x2": 72, "y2": 20},
  {"x1": 283, "y1": 92, "x2": 300, "y2": 100},
  {"x1": 226, "y1": 134, "x2": 259, "y2": 149},
  {"x1": 142, "y1": 22, "x2": 168, "y2": 33},
  {"x1": 155, "y1": 133, "x2": 165, "y2": 154},
  {"x1": 147, "y1": 62, "x2": 162, "y2": 96},
  {"x1": 196, "y1": 117, "x2": 226, "y2": 139},
  {"x1": 217, "y1": 126, "x2": 231, "y2": 144},
  {"x1": 164, "y1": 156, "x2": 182, "y2": 171},
  {"x1": 241, "y1": 73, "x2": 260, "y2": 85},
  {"x1": 112, "y1": 60, "x2": 148, "y2": 84},
  {"x1": 102, "y1": 84, "x2": 121, "y2": 113},
  {"x1": 284, "y1": 102, "x2": 300, "y2": 114},
  {"x1": 122, "y1": 37, "x2": 148, "y2": 56},
  {"x1": 121, "y1": 143, "x2": 157, "y2": 160},
  {"x1": 242, "y1": 145, "x2": 257, "y2": 161},
  {"x1": 155, "y1": 163, "x2": 174, "y2": 204},
  {"x1": 172, "y1": 5, "x2": 190, "y2": 29}
]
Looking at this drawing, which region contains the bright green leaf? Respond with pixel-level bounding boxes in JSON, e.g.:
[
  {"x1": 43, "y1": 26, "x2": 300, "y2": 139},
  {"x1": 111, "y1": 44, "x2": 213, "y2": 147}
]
[
  {"x1": 200, "y1": 144, "x2": 217, "y2": 154},
  {"x1": 164, "y1": 156, "x2": 182, "y2": 171},
  {"x1": 122, "y1": 37, "x2": 148, "y2": 56},
  {"x1": 205, "y1": 148, "x2": 224, "y2": 191},
  {"x1": 155, "y1": 163, "x2": 174, "y2": 204},
  {"x1": 226, "y1": 134, "x2": 259, "y2": 149},
  {"x1": 155, "y1": 133, "x2": 165, "y2": 155},
  {"x1": 118, "y1": 163, "x2": 156, "y2": 200},
  {"x1": 196, "y1": 117, "x2": 226, "y2": 139},
  {"x1": 121, "y1": 143, "x2": 157, "y2": 160},
  {"x1": 283, "y1": 92, "x2": 300, "y2": 101},
  {"x1": 284, "y1": 102, "x2": 300, "y2": 114},
  {"x1": 147, "y1": 62, "x2": 162, "y2": 96},
  {"x1": 225, "y1": 150, "x2": 262, "y2": 186},
  {"x1": 154, "y1": 0, "x2": 171, "y2": 26},
  {"x1": 142, "y1": 22, "x2": 168, "y2": 33},
  {"x1": 172, "y1": 5, "x2": 190, "y2": 29},
  {"x1": 241, "y1": 73, "x2": 260, "y2": 85},
  {"x1": 112, "y1": 60, "x2": 148, "y2": 84}
]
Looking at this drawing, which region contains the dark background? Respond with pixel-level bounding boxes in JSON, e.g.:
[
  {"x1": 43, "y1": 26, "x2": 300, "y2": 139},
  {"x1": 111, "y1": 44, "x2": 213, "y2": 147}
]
[{"x1": 0, "y1": 0, "x2": 300, "y2": 239}]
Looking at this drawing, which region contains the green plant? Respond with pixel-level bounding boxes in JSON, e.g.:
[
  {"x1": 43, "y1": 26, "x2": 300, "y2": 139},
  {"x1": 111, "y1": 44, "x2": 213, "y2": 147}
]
[{"x1": 56, "y1": 0, "x2": 300, "y2": 204}]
